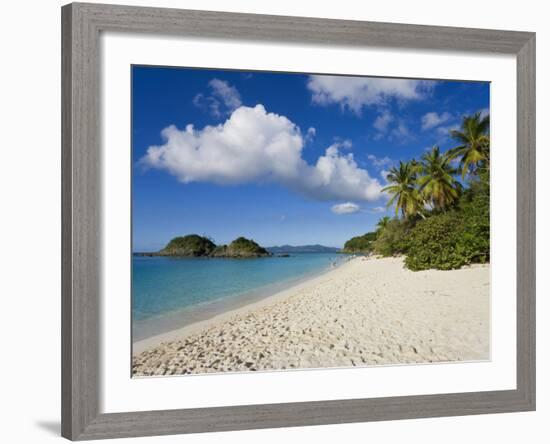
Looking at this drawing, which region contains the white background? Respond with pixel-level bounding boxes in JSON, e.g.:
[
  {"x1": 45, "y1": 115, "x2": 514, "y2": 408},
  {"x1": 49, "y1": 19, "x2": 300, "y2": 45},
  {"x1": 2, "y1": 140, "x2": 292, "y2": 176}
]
[{"x1": 0, "y1": 0, "x2": 546, "y2": 443}]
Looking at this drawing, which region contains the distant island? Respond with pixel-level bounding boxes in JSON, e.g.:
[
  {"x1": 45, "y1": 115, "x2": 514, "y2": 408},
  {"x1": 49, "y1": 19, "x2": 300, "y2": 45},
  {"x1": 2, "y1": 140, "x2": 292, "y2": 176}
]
[
  {"x1": 135, "y1": 234, "x2": 271, "y2": 258},
  {"x1": 266, "y1": 244, "x2": 340, "y2": 254}
]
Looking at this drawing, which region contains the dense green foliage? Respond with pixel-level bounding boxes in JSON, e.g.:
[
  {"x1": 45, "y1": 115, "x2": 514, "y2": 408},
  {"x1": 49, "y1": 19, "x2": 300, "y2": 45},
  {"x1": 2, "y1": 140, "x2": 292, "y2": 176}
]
[
  {"x1": 456, "y1": 169, "x2": 490, "y2": 262},
  {"x1": 161, "y1": 234, "x2": 216, "y2": 256},
  {"x1": 211, "y1": 237, "x2": 270, "y2": 257},
  {"x1": 404, "y1": 212, "x2": 470, "y2": 270},
  {"x1": 342, "y1": 232, "x2": 377, "y2": 253},
  {"x1": 160, "y1": 235, "x2": 270, "y2": 258},
  {"x1": 405, "y1": 174, "x2": 489, "y2": 270},
  {"x1": 372, "y1": 219, "x2": 413, "y2": 257},
  {"x1": 230, "y1": 237, "x2": 268, "y2": 253},
  {"x1": 342, "y1": 112, "x2": 490, "y2": 271},
  {"x1": 376, "y1": 216, "x2": 391, "y2": 233}
]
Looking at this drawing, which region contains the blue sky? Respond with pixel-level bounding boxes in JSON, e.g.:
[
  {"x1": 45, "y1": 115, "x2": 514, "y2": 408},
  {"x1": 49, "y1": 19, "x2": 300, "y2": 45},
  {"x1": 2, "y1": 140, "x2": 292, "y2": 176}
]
[{"x1": 132, "y1": 66, "x2": 489, "y2": 251}]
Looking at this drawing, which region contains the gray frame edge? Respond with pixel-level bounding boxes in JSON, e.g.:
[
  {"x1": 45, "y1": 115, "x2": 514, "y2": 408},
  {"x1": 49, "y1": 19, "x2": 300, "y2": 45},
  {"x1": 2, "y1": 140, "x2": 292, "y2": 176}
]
[
  {"x1": 62, "y1": 3, "x2": 101, "y2": 439},
  {"x1": 61, "y1": 2, "x2": 536, "y2": 440}
]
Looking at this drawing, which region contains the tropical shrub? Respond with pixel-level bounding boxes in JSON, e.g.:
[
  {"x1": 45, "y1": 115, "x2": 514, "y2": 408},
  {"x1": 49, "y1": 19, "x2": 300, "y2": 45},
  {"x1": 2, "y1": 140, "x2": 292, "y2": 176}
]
[
  {"x1": 404, "y1": 177, "x2": 489, "y2": 270},
  {"x1": 372, "y1": 219, "x2": 412, "y2": 257},
  {"x1": 342, "y1": 232, "x2": 377, "y2": 253},
  {"x1": 404, "y1": 212, "x2": 470, "y2": 270},
  {"x1": 457, "y1": 171, "x2": 490, "y2": 263}
]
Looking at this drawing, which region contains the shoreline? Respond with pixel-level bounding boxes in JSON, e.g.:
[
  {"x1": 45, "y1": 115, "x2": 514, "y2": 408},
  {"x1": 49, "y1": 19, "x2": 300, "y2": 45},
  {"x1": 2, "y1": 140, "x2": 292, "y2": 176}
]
[
  {"x1": 133, "y1": 256, "x2": 354, "y2": 354},
  {"x1": 133, "y1": 256, "x2": 490, "y2": 375}
]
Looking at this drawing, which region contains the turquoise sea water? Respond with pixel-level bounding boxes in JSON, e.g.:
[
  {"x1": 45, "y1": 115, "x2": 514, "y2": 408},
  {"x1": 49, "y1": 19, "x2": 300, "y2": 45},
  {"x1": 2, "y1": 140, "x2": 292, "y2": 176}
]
[{"x1": 132, "y1": 253, "x2": 345, "y2": 340}]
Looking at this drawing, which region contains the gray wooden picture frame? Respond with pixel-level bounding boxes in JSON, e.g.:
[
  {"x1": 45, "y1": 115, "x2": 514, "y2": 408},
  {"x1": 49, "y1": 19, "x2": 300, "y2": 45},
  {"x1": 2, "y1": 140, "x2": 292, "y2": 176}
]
[{"x1": 61, "y1": 2, "x2": 536, "y2": 440}]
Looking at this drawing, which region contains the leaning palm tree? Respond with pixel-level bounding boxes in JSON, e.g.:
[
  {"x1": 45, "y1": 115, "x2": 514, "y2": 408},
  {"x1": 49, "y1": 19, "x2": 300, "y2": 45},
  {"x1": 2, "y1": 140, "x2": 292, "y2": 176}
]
[
  {"x1": 447, "y1": 112, "x2": 490, "y2": 178},
  {"x1": 382, "y1": 161, "x2": 425, "y2": 219},
  {"x1": 418, "y1": 146, "x2": 461, "y2": 211}
]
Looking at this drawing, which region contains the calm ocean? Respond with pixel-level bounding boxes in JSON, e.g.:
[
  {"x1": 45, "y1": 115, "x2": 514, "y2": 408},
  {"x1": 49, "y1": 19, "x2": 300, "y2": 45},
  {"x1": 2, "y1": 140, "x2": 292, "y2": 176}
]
[{"x1": 132, "y1": 253, "x2": 344, "y2": 341}]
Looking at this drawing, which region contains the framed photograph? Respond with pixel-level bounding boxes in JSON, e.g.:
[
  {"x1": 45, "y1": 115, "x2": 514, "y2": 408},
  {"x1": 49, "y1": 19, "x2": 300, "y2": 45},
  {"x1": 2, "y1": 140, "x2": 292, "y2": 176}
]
[{"x1": 61, "y1": 2, "x2": 535, "y2": 440}]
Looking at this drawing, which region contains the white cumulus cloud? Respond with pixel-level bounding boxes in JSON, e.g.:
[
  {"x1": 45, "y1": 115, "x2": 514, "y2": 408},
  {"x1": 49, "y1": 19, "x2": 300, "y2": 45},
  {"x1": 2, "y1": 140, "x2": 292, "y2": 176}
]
[
  {"x1": 301, "y1": 142, "x2": 383, "y2": 201},
  {"x1": 331, "y1": 202, "x2": 360, "y2": 215},
  {"x1": 140, "y1": 105, "x2": 384, "y2": 202},
  {"x1": 421, "y1": 111, "x2": 452, "y2": 130},
  {"x1": 307, "y1": 75, "x2": 433, "y2": 113}
]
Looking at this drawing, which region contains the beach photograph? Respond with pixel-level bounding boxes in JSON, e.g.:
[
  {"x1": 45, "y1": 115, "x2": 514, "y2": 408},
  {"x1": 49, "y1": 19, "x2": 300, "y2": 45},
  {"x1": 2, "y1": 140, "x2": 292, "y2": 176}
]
[{"x1": 131, "y1": 67, "x2": 490, "y2": 377}]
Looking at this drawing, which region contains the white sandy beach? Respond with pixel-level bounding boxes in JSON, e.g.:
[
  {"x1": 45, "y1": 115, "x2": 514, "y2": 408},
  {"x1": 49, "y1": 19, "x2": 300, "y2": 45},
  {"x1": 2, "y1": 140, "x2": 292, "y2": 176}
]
[{"x1": 132, "y1": 257, "x2": 490, "y2": 376}]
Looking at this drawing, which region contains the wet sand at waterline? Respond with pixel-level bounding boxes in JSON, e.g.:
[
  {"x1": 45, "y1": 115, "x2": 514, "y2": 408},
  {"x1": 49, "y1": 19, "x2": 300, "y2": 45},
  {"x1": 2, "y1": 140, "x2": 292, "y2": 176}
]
[{"x1": 132, "y1": 257, "x2": 490, "y2": 376}]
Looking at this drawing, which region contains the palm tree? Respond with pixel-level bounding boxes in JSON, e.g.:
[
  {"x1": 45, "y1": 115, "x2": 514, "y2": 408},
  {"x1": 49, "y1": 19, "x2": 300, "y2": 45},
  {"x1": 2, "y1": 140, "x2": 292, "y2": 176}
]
[
  {"x1": 448, "y1": 112, "x2": 490, "y2": 178},
  {"x1": 418, "y1": 146, "x2": 461, "y2": 211},
  {"x1": 376, "y1": 216, "x2": 391, "y2": 233},
  {"x1": 382, "y1": 161, "x2": 425, "y2": 219},
  {"x1": 409, "y1": 158, "x2": 423, "y2": 175}
]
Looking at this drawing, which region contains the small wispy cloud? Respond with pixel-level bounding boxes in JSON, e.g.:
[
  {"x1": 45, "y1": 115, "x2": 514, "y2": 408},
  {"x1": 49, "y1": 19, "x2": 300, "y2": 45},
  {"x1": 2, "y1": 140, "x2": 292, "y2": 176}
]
[
  {"x1": 421, "y1": 111, "x2": 452, "y2": 130},
  {"x1": 331, "y1": 202, "x2": 360, "y2": 215},
  {"x1": 389, "y1": 121, "x2": 413, "y2": 142},
  {"x1": 367, "y1": 154, "x2": 393, "y2": 169},
  {"x1": 373, "y1": 110, "x2": 394, "y2": 132},
  {"x1": 331, "y1": 138, "x2": 352, "y2": 150},
  {"x1": 209, "y1": 78, "x2": 241, "y2": 110},
  {"x1": 305, "y1": 127, "x2": 316, "y2": 144},
  {"x1": 367, "y1": 206, "x2": 386, "y2": 213},
  {"x1": 193, "y1": 78, "x2": 242, "y2": 118},
  {"x1": 330, "y1": 203, "x2": 386, "y2": 215},
  {"x1": 372, "y1": 112, "x2": 412, "y2": 143},
  {"x1": 436, "y1": 123, "x2": 460, "y2": 137}
]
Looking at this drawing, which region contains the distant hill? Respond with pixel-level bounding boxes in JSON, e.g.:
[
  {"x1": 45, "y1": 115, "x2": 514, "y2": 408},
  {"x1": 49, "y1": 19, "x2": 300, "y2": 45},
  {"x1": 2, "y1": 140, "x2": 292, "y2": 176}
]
[
  {"x1": 135, "y1": 235, "x2": 271, "y2": 258},
  {"x1": 266, "y1": 244, "x2": 340, "y2": 254},
  {"x1": 210, "y1": 237, "x2": 271, "y2": 258},
  {"x1": 160, "y1": 234, "x2": 216, "y2": 256}
]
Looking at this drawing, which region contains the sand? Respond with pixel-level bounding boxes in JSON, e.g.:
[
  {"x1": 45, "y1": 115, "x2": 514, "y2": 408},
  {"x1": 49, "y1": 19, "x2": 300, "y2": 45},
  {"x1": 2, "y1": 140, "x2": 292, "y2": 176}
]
[{"x1": 132, "y1": 257, "x2": 490, "y2": 376}]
